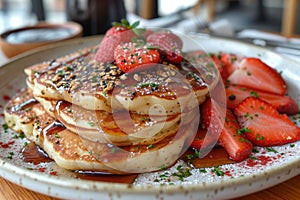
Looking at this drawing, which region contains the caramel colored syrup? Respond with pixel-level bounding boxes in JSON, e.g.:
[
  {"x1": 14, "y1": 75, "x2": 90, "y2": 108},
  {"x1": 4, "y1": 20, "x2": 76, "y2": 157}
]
[
  {"x1": 75, "y1": 171, "x2": 138, "y2": 184},
  {"x1": 182, "y1": 147, "x2": 236, "y2": 168},
  {"x1": 11, "y1": 98, "x2": 37, "y2": 112},
  {"x1": 18, "y1": 106, "x2": 233, "y2": 183},
  {"x1": 20, "y1": 140, "x2": 233, "y2": 184},
  {"x1": 20, "y1": 142, "x2": 52, "y2": 164}
]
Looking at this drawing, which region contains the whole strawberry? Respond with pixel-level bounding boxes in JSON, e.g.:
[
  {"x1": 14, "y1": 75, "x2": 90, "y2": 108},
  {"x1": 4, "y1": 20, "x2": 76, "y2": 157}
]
[
  {"x1": 147, "y1": 31, "x2": 183, "y2": 64},
  {"x1": 114, "y1": 42, "x2": 161, "y2": 72},
  {"x1": 94, "y1": 20, "x2": 141, "y2": 63}
]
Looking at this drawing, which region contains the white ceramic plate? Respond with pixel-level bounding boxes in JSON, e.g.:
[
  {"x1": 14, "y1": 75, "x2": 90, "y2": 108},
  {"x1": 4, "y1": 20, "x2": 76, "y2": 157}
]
[{"x1": 0, "y1": 35, "x2": 300, "y2": 200}]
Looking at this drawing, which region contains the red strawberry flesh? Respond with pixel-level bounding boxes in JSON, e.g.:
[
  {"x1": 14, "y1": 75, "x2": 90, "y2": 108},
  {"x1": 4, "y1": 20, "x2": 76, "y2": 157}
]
[
  {"x1": 234, "y1": 97, "x2": 300, "y2": 146},
  {"x1": 147, "y1": 31, "x2": 183, "y2": 64},
  {"x1": 228, "y1": 58, "x2": 287, "y2": 95},
  {"x1": 200, "y1": 98, "x2": 252, "y2": 161},
  {"x1": 114, "y1": 42, "x2": 161, "y2": 72},
  {"x1": 218, "y1": 109, "x2": 253, "y2": 162},
  {"x1": 226, "y1": 84, "x2": 299, "y2": 115},
  {"x1": 94, "y1": 20, "x2": 139, "y2": 63}
]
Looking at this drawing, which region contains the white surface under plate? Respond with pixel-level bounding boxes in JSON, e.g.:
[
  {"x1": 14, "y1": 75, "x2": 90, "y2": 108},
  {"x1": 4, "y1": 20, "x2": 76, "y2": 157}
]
[{"x1": 0, "y1": 35, "x2": 300, "y2": 200}]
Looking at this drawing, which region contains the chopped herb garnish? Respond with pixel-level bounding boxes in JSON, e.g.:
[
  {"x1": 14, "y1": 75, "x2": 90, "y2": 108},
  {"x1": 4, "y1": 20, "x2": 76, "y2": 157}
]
[
  {"x1": 206, "y1": 62, "x2": 214, "y2": 68},
  {"x1": 147, "y1": 144, "x2": 155, "y2": 149},
  {"x1": 266, "y1": 147, "x2": 278, "y2": 153},
  {"x1": 91, "y1": 76, "x2": 98, "y2": 82},
  {"x1": 250, "y1": 90, "x2": 259, "y2": 97},
  {"x1": 172, "y1": 166, "x2": 192, "y2": 181},
  {"x1": 139, "y1": 82, "x2": 159, "y2": 88},
  {"x1": 110, "y1": 148, "x2": 117, "y2": 154},
  {"x1": 141, "y1": 117, "x2": 150, "y2": 122},
  {"x1": 2, "y1": 124, "x2": 8, "y2": 131},
  {"x1": 87, "y1": 121, "x2": 95, "y2": 127},
  {"x1": 57, "y1": 69, "x2": 64, "y2": 76},
  {"x1": 237, "y1": 128, "x2": 252, "y2": 135},
  {"x1": 255, "y1": 134, "x2": 265, "y2": 141},
  {"x1": 19, "y1": 132, "x2": 25, "y2": 139},
  {"x1": 239, "y1": 137, "x2": 250, "y2": 143},
  {"x1": 249, "y1": 155, "x2": 258, "y2": 160},
  {"x1": 252, "y1": 148, "x2": 259, "y2": 153},
  {"x1": 212, "y1": 166, "x2": 224, "y2": 176},
  {"x1": 160, "y1": 165, "x2": 167, "y2": 170},
  {"x1": 7, "y1": 151, "x2": 14, "y2": 159}
]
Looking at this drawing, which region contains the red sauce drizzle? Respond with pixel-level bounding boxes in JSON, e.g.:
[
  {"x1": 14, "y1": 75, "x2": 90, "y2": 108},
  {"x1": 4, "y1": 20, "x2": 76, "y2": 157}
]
[
  {"x1": 246, "y1": 155, "x2": 273, "y2": 167},
  {"x1": 0, "y1": 141, "x2": 15, "y2": 148},
  {"x1": 3, "y1": 95, "x2": 11, "y2": 101}
]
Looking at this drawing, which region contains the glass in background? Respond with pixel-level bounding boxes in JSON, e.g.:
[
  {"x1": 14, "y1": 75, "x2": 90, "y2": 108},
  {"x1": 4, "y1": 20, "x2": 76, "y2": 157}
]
[{"x1": 66, "y1": 0, "x2": 126, "y2": 36}]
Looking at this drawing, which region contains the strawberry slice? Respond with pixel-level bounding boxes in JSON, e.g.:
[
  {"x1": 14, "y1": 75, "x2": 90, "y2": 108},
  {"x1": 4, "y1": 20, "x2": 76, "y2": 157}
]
[
  {"x1": 234, "y1": 97, "x2": 300, "y2": 146},
  {"x1": 226, "y1": 84, "x2": 299, "y2": 115},
  {"x1": 200, "y1": 97, "x2": 225, "y2": 131},
  {"x1": 219, "y1": 108, "x2": 253, "y2": 162},
  {"x1": 184, "y1": 51, "x2": 229, "y2": 82},
  {"x1": 114, "y1": 42, "x2": 161, "y2": 72},
  {"x1": 227, "y1": 58, "x2": 287, "y2": 95},
  {"x1": 190, "y1": 128, "x2": 217, "y2": 150},
  {"x1": 94, "y1": 20, "x2": 139, "y2": 63},
  {"x1": 200, "y1": 98, "x2": 252, "y2": 161},
  {"x1": 210, "y1": 53, "x2": 230, "y2": 82},
  {"x1": 147, "y1": 31, "x2": 183, "y2": 64},
  {"x1": 219, "y1": 53, "x2": 242, "y2": 75}
]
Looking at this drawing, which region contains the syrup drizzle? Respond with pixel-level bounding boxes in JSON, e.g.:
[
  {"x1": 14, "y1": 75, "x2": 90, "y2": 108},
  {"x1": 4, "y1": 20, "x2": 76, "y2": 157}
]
[
  {"x1": 20, "y1": 142, "x2": 52, "y2": 164},
  {"x1": 75, "y1": 171, "x2": 138, "y2": 184},
  {"x1": 11, "y1": 98, "x2": 37, "y2": 112}
]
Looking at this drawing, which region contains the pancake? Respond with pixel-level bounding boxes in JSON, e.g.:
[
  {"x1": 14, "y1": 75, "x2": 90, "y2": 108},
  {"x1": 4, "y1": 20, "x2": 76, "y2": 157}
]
[
  {"x1": 4, "y1": 88, "x2": 199, "y2": 174},
  {"x1": 4, "y1": 88, "x2": 52, "y2": 145},
  {"x1": 35, "y1": 96, "x2": 182, "y2": 146},
  {"x1": 25, "y1": 46, "x2": 219, "y2": 115}
]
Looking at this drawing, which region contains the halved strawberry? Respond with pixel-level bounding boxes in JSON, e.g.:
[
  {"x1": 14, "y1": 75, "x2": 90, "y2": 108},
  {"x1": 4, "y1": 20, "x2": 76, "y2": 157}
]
[
  {"x1": 94, "y1": 20, "x2": 139, "y2": 63},
  {"x1": 114, "y1": 42, "x2": 161, "y2": 72},
  {"x1": 200, "y1": 98, "x2": 252, "y2": 161},
  {"x1": 227, "y1": 58, "x2": 287, "y2": 95},
  {"x1": 226, "y1": 84, "x2": 299, "y2": 115},
  {"x1": 94, "y1": 34, "x2": 125, "y2": 63},
  {"x1": 234, "y1": 97, "x2": 300, "y2": 146},
  {"x1": 147, "y1": 31, "x2": 183, "y2": 64}
]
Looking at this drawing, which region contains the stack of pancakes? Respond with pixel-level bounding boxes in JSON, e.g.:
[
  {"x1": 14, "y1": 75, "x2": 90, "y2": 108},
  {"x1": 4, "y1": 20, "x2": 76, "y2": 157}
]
[{"x1": 4, "y1": 46, "x2": 219, "y2": 174}]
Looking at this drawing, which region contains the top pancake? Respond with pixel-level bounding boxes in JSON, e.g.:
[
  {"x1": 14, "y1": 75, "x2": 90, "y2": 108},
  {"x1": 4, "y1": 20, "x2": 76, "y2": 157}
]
[{"x1": 25, "y1": 46, "x2": 219, "y2": 115}]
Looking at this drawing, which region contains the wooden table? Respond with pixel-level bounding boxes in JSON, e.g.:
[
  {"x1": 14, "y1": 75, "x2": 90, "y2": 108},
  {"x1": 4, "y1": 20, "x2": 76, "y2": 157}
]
[{"x1": 0, "y1": 174, "x2": 299, "y2": 200}]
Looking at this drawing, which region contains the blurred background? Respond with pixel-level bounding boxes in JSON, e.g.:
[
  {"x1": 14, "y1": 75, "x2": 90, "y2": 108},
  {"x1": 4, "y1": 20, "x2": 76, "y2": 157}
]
[{"x1": 0, "y1": 0, "x2": 299, "y2": 36}]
